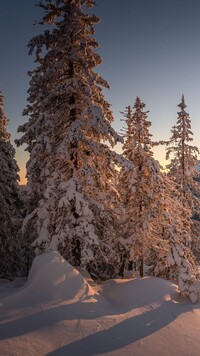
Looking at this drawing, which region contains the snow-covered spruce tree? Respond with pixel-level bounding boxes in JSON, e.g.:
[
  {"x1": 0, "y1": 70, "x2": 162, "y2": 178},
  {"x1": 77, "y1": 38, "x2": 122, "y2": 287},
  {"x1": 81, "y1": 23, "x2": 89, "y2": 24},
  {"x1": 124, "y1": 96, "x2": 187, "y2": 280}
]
[
  {"x1": 191, "y1": 218, "x2": 200, "y2": 265},
  {"x1": 166, "y1": 209, "x2": 199, "y2": 302},
  {"x1": 163, "y1": 96, "x2": 200, "y2": 301},
  {"x1": 16, "y1": 0, "x2": 122, "y2": 279},
  {"x1": 166, "y1": 95, "x2": 200, "y2": 263},
  {"x1": 155, "y1": 175, "x2": 199, "y2": 302},
  {"x1": 118, "y1": 97, "x2": 199, "y2": 300},
  {"x1": 118, "y1": 97, "x2": 167, "y2": 277},
  {"x1": 0, "y1": 90, "x2": 22, "y2": 279},
  {"x1": 166, "y1": 95, "x2": 200, "y2": 217}
]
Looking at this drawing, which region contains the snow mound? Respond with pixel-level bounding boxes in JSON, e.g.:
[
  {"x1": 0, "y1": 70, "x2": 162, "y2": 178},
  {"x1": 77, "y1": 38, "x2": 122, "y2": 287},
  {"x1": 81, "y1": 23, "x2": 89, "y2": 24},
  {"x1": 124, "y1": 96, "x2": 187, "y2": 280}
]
[
  {"x1": 28, "y1": 251, "x2": 96, "y2": 301},
  {"x1": 0, "y1": 253, "x2": 200, "y2": 356},
  {"x1": 3, "y1": 251, "x2": 96, "y2": 308},
  {"x1": 103, "y1": 276, "x2": 179, "y2": 310}
]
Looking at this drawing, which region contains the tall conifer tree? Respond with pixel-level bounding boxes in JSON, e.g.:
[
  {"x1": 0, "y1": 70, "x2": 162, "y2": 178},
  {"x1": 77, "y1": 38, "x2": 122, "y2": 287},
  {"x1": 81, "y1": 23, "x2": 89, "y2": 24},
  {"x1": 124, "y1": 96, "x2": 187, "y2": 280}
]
[
  {"x1": 118, "y1": 98, "x2": 199, "y2": 302},
  {"x1": 0, "y1": 90, "x2": 22, "y2": 279},
  {"x1": 16, "y1": 0, "x2": 122, "y2": 278},
  {"x1": 119, "y1": 97, "x2": 164, "y2": 277},
  {"x1": 166, "y1": 95, "x2": 200, "y2": 214}
]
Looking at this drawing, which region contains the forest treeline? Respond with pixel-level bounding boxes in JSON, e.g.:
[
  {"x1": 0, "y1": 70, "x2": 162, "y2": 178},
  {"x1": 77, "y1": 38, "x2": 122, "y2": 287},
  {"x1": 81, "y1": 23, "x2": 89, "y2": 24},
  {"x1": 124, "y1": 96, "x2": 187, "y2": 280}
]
[{"x1": 0, "y1": 0, "x2": 200, "y2": 302}]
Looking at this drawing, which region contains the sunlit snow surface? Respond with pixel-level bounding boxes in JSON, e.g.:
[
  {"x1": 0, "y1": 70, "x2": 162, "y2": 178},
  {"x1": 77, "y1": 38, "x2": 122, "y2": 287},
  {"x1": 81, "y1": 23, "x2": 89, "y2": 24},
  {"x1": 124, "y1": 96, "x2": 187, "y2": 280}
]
[{"x1": 0, "y1": 251, "x2": 200, "y2": 355}]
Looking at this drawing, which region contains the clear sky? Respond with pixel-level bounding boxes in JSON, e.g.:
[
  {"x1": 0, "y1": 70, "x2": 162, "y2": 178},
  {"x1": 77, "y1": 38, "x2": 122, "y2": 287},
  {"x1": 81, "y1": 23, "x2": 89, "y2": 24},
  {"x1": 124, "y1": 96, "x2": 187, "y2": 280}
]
[{"x1": 0, "y1": 0, "x2": 200, "y2": 184}]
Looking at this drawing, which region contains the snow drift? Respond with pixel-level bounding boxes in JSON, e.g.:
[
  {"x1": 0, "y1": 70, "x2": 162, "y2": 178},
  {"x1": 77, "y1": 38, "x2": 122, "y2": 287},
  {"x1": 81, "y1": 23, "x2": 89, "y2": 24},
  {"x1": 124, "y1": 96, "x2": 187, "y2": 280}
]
[
  {"x1": 1, "y1": 251, "x2": 96, "y2": 309},
  {"x1": 0, "y1": 251, "x2": 200, "y2": 356}
]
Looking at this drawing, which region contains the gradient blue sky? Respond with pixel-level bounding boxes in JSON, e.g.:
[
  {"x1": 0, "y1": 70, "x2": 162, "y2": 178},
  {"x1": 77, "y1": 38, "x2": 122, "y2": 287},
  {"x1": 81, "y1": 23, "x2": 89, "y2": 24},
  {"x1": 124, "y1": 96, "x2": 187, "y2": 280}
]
[{"x1": 0, "y1": 0, "x2": 200, "y2": 183}]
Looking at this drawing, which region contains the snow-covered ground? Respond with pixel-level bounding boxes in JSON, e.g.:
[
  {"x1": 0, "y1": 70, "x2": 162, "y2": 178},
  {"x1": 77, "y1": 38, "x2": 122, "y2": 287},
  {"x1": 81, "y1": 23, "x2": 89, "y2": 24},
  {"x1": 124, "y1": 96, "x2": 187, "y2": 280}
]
[{"x1": 0, "y1": 251, "x2": 200, "y2": 356}]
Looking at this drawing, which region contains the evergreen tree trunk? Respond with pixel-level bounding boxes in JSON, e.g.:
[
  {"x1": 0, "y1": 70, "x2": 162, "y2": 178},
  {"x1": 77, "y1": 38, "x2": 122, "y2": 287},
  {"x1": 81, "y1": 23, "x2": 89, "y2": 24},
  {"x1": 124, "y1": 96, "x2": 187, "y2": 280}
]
[
  {"x1": 139, "y1": 256, "x2": 144, "y2": 277},
  {"x1": 128, "y1": 260, "x2": 133, "y2": 271}
]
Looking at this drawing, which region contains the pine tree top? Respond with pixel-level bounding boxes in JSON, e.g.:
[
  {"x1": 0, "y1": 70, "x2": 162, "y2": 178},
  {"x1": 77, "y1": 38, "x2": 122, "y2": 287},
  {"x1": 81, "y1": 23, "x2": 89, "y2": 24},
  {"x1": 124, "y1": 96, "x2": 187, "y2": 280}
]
[
  {"x1": 121, "y1": 97, "x2": 154, "y2": 163},
  {"x1": 177, "y1": 94, "x2": 188, "y2": 115},
  {"x1": 134, "y1": 96, "x2": 146, "y2": 111},
  {"x1": 178, "y1": 94, "x2": 187, "y2": 109},
  {"x1": 37, "y1": 0, "x2": 98, "y2": 27}
]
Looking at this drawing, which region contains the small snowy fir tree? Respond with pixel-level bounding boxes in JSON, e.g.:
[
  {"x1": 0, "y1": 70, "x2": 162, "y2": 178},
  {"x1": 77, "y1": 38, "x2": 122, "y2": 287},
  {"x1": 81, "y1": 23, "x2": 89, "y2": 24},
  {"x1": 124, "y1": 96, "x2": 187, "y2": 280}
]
[
  {"x1": 0, "y1": 90, "x2": 22, "y2": 279},
  {"x1": 166, "y1": 206, "x2": 199, "y2": 303},
  {"x1": 166, "y1": 95, "x2": 200, "y2": 264},
  {"x1": 166, "y1": 95, "x2": 200, "y2": 216},
  {"x1": 191, "y1": 219, "x2": 200, "y2": 264},
  {"x1": 163, "y1": 96, "x2": 200, "y2": 301},
  {"x1": 153, "y1": 174, "x2": 199, "y2": 302},
  {"x1": 16, "y1": 0, "x2": 122, "y2": 279},
  {"x1": 119, "y1": 97, "x2": 166, "y2": 277}
]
